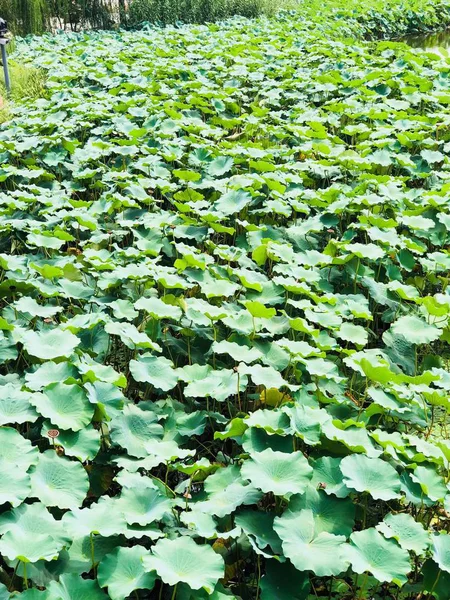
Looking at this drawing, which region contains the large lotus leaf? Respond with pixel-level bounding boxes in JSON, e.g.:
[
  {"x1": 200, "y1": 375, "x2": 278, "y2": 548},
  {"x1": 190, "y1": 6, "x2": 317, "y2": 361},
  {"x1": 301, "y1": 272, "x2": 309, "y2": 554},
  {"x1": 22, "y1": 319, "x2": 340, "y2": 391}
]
[
  {"x1": 211, "y1": 340, "x2": 262, "y2": 364},
  {"x1": 0, "y1": 383, "x2": 39, "y2": 426},
  {"x1": 110, "y1": 404, "x2": 163, "y2": 458},
  {"x1": 0, "y1": 503, "x2": 68, "y2": 563},
  {"x1": 273, "y1": 508, "x2": 349, "y2": 576},
  {"x1": 25, "y1": 361, "x2": 79, "y2": 391},
  {"x1": 260, "y1": 560, "x2": 309, "y2": 600},
  {"x1": 29, "y1": 451, "x2": 89, "y2": 509},
  {"x1": 41, "y1": 421, "x2": 100, "y2": 461},
  {"x1": 410, "y1": 465, "x2": 448, "y2": 502},
  {"x1": 21, "y1": 329, "x2": 80, "y2": 360},
  {"x1": 143, "y1": 537, "x2": 224, "y2": 592},
  {"x1": 62, "y1": 498, "x2": 127, "y2": 538},
  {"x1": 129, "y1": 354, "x2": 178, "y2": 391},
  {"x1": 422, "y1": 558, "x2": 450, "y2": 600},
  {"x1": 377, "y1": 513, "x2": 430, "y2": 554},
  {"x1": 85, "y1": 381, "x2": 125, "y2": 420},
  {"x1": 32, "y1": 382, "x2": 94, "y2": 431},
  {"x1": 184, "y1": 368, "x2": 247, "y2": 402},
  {"x1": 195, "y1": 480, "x2": 263, "y2": 519},
  {"x1": 14, "y1": 297, "x2": 63, "y2": 318},
  {"x1": 0, "y1": 463, "x2": 30, "y2": 506},
  {"x1": 240, "y1": 363, "x2": 288, "y2": 389},
  {"x1": 390, "y1": 315, "x2": 441, "y2": 345},
  {"x1": 213, "y1": 189, "x2": 252, "y2": 216},
  {"x1": 189, "y1": 466, "x2": 260, "y2": 517},
  {"x1": 0, "y1": 426, "x2": 38, "y2": 469},
  {"x1": 290, "y1": 486, "x2": 355, "y2": 536},
  {"x1": 322, "y1": 420, "x2": 381, "y2": 457},
  {"x1": 65, "y1": 535, "x2": 121, "y2": 574},
  {"x1": 284, "y1": 405, "x2": 331, "y2": 445},
  {"x1": 135, "y1": 296, "x2": 182, "y2": 320},
  {"x1": 0, "y1": 583, "x2": 10, "y2": 600},
  {"x1": 104, "y1": 322, "x2": 160, "y2": 351},
  {"x1": 47, "y1": 574, "x2": 107, "y2": 600},
  {"x1": 346, "y1": 528, "x2": 411, "y2": 586},
  {"x1": 235, "y1": 510, "x2": 282, "y2": 554},
  {"x1": 98, "y1": 545, "x2": 157, "y2": 600},
  {"x1": 340, "y1": 454, "x2": 401, "y2": 500},
  {"x1": 241, "y1": 448, "x2": 312, "y2": 496},
  {"x1": 117, "y1": 487, "x2": 173, "y2": 526},
  {"x1": 309, "y1": 456, "x2": 349, "y2": 498},
  {"x1": 432, "y1": 533, "x2": 450, "y2": 573}
]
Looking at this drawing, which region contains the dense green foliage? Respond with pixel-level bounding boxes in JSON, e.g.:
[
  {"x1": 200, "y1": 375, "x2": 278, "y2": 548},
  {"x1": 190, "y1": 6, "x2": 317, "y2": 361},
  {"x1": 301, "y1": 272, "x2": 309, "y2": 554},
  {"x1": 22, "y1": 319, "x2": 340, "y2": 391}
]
[
  {"x1": 1, "y1": 1, "x2": 450, "y2": 599},
  {"x1": 127, "y1": 0, "x2": 263, "y2": 28},
  {"x1": 0, "y1": 0, "x2": 115, "y2": 34}
]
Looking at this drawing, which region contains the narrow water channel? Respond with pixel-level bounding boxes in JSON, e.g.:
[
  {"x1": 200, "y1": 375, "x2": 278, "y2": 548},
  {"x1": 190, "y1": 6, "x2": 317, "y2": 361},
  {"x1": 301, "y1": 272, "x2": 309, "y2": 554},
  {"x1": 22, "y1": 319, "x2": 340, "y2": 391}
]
[{"x1": 403, "y1": 28, "x2": 450, "y2": 52}]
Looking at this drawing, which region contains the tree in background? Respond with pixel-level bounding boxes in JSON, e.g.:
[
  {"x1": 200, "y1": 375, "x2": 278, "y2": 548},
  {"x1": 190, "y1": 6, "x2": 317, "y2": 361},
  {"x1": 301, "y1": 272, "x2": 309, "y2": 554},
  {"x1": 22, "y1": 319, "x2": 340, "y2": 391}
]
[
  {"x1": 0, "y1": 0, "x2": 115, "y2": 34},
  {"x1": 0, "y1": 0, "x2": 48, "y2": 34}
]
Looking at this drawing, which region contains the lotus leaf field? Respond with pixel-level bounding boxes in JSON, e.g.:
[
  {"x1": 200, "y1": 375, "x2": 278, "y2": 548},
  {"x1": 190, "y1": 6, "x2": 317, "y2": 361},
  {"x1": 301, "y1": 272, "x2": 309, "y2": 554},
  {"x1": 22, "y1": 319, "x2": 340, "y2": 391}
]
[{"x1": 2, "y1": 1, "x2": 450, "y2": 598}]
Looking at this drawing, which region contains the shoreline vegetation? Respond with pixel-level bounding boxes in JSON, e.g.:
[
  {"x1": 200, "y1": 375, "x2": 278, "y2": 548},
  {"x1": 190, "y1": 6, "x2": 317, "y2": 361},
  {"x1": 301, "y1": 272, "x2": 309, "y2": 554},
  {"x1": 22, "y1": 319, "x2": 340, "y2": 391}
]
[{"x1": 1, "y1": 1, "x2": 450, "y2": 599}]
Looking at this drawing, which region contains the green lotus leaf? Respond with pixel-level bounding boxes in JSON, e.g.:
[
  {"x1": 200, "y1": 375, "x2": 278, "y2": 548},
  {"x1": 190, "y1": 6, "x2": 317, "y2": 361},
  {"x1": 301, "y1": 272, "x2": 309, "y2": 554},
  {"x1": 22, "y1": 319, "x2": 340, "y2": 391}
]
[
  {"x1": 213, "y1": 189, "x2": 252, "y2": 216},
  {"x1": 143, "y1": 537, "x2": 224, "y2": 592},
  {"x1": 129, "y1": 354, "x2": 178, "y2": 391},
  {"x1": 241, "y1": 448, "x2": 312, "y2": 495},
  {"x1": 110, "y1": 404, "x2": 164, "y2": 457},
  {"x1": 195, "y1": 479, "x2": 262, "y2": 519},
  {"x1": 98, "y1": 545, "x2": 157, "y2": 600},
  {"x1": 340, "y1": 454, "x2": 400, "y2": 500},
  {"x1": 422, "y1": 558, "x2": 450, "y2": 600},
  {"x1": 29, "y1": 451, "x2": 89, "y2": 509},
  {"x1": 337, "y1": 322, "x2": 368, "y2": 346},
  {"x1": 76, "y1": 359, "x2": 126, "y2": 387},
  {"x1": 21, "y1": 329, "x2": 81, "y2": 360},
  {"x1": 62, "y1": 498, "x2": 127, "y2": 538},
  {"x1": 47, "y1": 573, "x2": 107, "y2": 599},
  {"x1": 290, "y1": 486, "x2": 355, "y2": 536},
  {"x1": 235, "y1": 510, "x2": 282, "y2": 554},
  {"x1": 13, "y1": 297, "x2": 63, "y2": 318},
  {"x1": 309, "y1": 456, "x2": 349, "y2": 498},
  {"x1": 0, "y1": 426, "x2": 38, "y2": 469},
  {"x1": 240, "y1": 364, "x2": 288, "y2": 390},
  {"x1": 211, "y1": 340, "x2": 262, "y2": 364},
  {"x1": 184, "y1": 367, "x2": 248, "y2": 402},
  {"x1": 285, "y1": 405, "x2": 331, "y2": 445},
  {"x1": 346, "y1": 528, "x2": 411, "y2": 586},
  {"x1": 117, "y1": 487, "x2": 173, "y2": 526},
  {"x1": 0, "y1": 383, "x2": 39, "y2": 426},
  {"x1": 273, "y1": 508, "x2": 349, "y2": 576},
  {"x1": 109, "y1": 299, "x2": 139, "y2": 321},
  {"x1": 208, "y1": 155, "x2": 234, "y2": 176},
  {"x1": 25, "y1": 361, "x2": 79, "y2": 391},
  {"x1": 64, "y1": 536, "x2": 120, "y2": 576},
  {"x1": 260, "y1": 560, "x2": 310, "y2": 600},
  {"x1": 0, "y1": 503, "x2": 69, "y2": 563},
  {"x1": 432, "y1": 533, "x2": 450, "y2": 573},
  {"x1": 410, "y1": 465, "x2": 448, "y2": 502},
  {"x1": 377, "y1": 513, "x2": 430, "y2": 554},
  {"x1": 0, "y1": 463, "x2": 31, "y2": 506},
  {"x1": 33, "y1": 383, "x2": 94, "y2": 431},
  {"x1": 134, "y1": 296, "x2": 182, "y2": 320},
  {"x1": 104, "y1": 321, "x2": 161, "y2": 351},
  {"x1": 390, "y1": 315, "x2": 441, "y2": 345}
]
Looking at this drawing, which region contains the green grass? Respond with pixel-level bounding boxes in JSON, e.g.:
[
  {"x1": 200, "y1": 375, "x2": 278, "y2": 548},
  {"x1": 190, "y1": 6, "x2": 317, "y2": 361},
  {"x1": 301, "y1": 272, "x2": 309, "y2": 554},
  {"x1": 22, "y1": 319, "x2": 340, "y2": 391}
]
[{"x1": 0, "y1": 60, "x2": 46, "y2": 122}]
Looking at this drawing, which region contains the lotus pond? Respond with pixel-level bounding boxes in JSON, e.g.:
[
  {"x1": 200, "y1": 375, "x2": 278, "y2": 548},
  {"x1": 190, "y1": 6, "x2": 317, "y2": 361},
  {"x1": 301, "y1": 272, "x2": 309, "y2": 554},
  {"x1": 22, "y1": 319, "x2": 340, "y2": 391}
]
[{"x1": 1, "y1": 2, "x2": 450, "y2": 599}]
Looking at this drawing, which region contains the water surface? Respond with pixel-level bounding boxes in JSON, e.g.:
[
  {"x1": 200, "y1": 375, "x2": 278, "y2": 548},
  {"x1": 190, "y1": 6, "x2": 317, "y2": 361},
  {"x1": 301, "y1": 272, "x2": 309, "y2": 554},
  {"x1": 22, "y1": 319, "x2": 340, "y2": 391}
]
[{"x1": 403, "y1": 28, "x2": 450, "y2": 54}]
